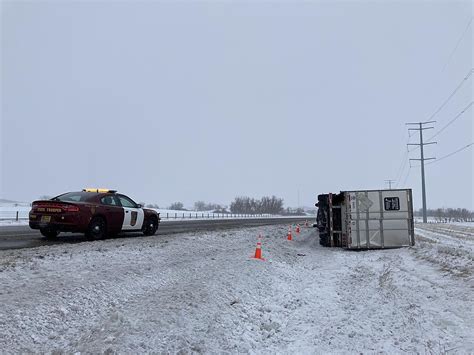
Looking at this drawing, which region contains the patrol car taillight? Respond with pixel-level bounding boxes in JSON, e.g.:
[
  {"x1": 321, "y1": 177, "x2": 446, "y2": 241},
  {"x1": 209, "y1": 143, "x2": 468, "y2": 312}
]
[{"x1": 32, "y1": 203, "x2": 79, "y2": 212}]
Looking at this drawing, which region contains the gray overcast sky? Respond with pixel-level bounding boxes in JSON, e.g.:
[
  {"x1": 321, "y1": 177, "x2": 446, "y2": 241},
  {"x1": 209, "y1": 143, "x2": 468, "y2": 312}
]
[{"x1": 1, "y1": 0, "x2": 473, "y2": 210}]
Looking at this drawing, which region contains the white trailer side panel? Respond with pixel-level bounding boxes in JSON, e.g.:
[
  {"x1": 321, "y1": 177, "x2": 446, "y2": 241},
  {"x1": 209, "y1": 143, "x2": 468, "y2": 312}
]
[{"x1": 347, "y1": 189, "x2": 414, "y2": 249}]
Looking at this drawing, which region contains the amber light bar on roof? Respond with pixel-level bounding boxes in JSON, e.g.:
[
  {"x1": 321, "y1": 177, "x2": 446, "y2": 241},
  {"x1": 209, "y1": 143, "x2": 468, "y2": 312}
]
[{"x1": 82, "y1": 188, "x2": 117, "y2": 193}]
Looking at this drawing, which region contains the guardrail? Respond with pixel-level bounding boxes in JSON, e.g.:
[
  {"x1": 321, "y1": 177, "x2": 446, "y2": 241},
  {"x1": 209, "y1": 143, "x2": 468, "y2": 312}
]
[
  {"x1": 161, "y1": 212, "x2": 274, "y2": 220},
  {"x1": 0, "y1": 211, "x2": 29, "y2": 221}
]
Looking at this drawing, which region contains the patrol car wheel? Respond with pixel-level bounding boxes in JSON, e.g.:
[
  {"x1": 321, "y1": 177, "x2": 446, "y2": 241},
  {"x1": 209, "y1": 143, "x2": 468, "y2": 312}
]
[
  {"x1": 86, "y1": 217, "x2": 107, "y2": 240},
  {"x1": 40, "y1": 228, "x2": 59, "y2": 239},
  {"x1": 143, "y1": 216, "x2": 158, "y2": 236}
]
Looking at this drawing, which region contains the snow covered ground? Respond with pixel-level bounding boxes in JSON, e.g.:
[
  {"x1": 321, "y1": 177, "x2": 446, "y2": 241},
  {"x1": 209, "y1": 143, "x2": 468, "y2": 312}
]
[
  {"x1": 0, "y1": 224, "x2": 472, "y2": 353},
  {"x1": 414, "y1": 223, "x2": 473, "y2": 278},
  {"x1": 0, "y1": 219, "x2": 29, "y2": 226}
]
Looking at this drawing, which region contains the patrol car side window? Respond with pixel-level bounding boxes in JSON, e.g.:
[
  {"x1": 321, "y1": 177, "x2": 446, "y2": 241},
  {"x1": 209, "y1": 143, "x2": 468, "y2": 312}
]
[
  {"x1": 118, "y1": 195, "x2": 137, "y2": 208},
  {"x1": 101, "y1": 196, "x2": 118, "y2": 206}
]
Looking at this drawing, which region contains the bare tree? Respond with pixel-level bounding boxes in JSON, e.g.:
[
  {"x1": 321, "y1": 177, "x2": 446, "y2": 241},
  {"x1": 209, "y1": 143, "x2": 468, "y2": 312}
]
[
  {"x1": 169, "y1": 202, "x2": 184, "y2": 210},
  {"x1": 230, "y1": 196, "x2": 284, "y2": 214},
  {"x1": 194, "y1": 201, "x2": 207, "y2": 211}
]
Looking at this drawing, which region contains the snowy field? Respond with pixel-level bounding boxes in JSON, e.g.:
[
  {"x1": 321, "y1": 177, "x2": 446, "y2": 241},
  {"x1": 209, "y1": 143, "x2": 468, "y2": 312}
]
[
  {"x1": 0, "y1": 224, "x2": 472, "y2": 353},
  {"x1": 0, "y1": 205, "x2": 31, "y2": 222}
]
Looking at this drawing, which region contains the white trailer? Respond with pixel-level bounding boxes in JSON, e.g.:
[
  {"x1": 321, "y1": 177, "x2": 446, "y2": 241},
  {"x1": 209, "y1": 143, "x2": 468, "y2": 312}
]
[{"x1": 316, "y1": 189, "x2": 415, "y2": 249}]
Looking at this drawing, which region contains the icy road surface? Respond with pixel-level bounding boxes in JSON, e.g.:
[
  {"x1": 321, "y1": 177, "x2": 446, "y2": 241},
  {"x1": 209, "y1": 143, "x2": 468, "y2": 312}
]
[{"x1": 0, "y1": 224, "x2": 472, "y2": 353}]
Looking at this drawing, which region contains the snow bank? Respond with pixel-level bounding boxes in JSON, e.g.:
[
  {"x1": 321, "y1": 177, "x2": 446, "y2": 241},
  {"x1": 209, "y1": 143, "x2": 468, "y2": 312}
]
[
  {"x1": 0, "y1": 220, "x2": 29, "y2": 226},
  {"x1": 414, "y1": 224, "x2": 474, "y2": 278},
  {"x1": 0, "y1": 225, "x2": 472, "y2": 353}
]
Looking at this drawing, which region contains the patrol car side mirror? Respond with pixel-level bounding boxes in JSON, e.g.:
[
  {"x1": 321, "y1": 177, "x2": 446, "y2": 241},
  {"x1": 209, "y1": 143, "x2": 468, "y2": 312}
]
[{"x1": 136, "y1": 204, "x2": 142, "y2": 208}]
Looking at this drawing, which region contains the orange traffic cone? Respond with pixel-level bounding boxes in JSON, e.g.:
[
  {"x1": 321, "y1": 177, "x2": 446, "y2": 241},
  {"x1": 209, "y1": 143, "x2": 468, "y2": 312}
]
[
  {"x1": 252, "y1": 236, "x2": 265, "y2": 260},
  {"x1": 296, "y1": 224, "x2": 300, "y2": 234},
  {"x1": 287, "y1": 227, "x2": 292, "y2": 241}
]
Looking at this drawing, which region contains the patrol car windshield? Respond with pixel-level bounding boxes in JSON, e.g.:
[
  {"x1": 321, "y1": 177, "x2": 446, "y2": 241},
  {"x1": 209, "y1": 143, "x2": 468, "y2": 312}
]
[{"x1": 52, "y1": 192, "x2": 96, "y2": 202}]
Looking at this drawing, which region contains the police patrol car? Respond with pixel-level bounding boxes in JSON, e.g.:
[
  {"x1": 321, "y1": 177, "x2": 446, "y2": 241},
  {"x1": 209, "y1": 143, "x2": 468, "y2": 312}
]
[{"x1": 29, "y1": 189, "x2": 160, "y2": 239}]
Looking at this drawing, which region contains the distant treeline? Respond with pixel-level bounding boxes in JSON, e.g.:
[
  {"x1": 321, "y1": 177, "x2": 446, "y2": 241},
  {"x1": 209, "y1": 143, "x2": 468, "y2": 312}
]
[
  {"x1": 193, "y1": 201, "x2": 225, "y2": 212},
  {"x1": 165, "y1": 201, "x2": 227, "y2": 213},
  {"x1": 230, "y1": 196, "x2": 284, "y2": 214},
  {"x1": 144, "y1": 196, "x2": 301, "y2": 215},
  {"x1": 415, "y1": 208, "x2": 474, "y2": 222}
]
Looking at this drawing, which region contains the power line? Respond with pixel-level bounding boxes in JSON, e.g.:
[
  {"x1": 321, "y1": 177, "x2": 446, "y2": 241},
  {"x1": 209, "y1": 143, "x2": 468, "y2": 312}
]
[
  {"x1": 410, "y1": 100, "x2": 473, "y2": 152},
  {"x1": 427, "y1": 101, "x2": 473, "y2": 142},
  {"x1": 394, "y1": 134, "x2": 412, "y2": 187},
  {"x1": 394, "y1": 150, "x2": 408, "y2": 187},
  {"x1": 408, "y1": 145, "x2": 420, "y2": 153},
  {"x1": 404, "y1": 68, "x2": 473, "y2": 162},
  {"x1": 412, "y1": 143, "x2": 473, "y2": 167},
  {"x1": 442, "y1": 16, "x2": 473, "y2": 72},
  {"x1": 426, "y1": 142, "x2": 473, "y2": 165},
  {"x1": 427, "y1": 68, "x2": 473, "y2": 123},
  {"x1": 401, "y1": 165, "x2": 412, "y2": 187}
]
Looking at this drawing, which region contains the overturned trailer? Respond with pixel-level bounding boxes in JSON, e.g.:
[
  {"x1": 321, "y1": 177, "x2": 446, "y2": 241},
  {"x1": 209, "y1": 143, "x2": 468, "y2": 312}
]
[{"x1": 316, "y1": 189, "x2": 415, "y2": 249}]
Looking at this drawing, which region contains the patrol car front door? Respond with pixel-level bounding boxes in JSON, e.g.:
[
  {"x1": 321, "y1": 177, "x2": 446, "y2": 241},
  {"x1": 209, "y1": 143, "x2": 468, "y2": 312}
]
[{"x1": 118, "y1": 195, "x2": 144, "y2": 230}]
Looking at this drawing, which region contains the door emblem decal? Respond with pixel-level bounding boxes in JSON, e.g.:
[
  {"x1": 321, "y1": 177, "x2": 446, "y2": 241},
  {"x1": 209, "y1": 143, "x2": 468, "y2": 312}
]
[{"x1": 130, "y1": 211, "x2": 138, "y2": 226}]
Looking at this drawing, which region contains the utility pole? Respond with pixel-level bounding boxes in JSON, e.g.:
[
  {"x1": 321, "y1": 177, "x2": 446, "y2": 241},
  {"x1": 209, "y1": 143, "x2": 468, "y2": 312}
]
[
  {"x1": 385, "y1": 180, "x2": 396, "y2": 189},
  {"x1": 406, "y1": 121, "x2": 437, "y2": 223}
]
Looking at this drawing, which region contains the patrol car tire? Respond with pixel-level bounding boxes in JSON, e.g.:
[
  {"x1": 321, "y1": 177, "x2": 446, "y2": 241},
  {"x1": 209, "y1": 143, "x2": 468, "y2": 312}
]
[
  {"x1": 40, "y1": 228, "x2": 59, "y2": 239},
  {"x1": 86, "y1": 217, "x2": 107, "y2": 240},
  {"x1": 143, "y1": 216, "x2": 158, "y2": 236}
]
